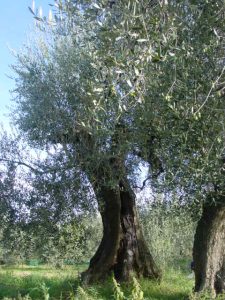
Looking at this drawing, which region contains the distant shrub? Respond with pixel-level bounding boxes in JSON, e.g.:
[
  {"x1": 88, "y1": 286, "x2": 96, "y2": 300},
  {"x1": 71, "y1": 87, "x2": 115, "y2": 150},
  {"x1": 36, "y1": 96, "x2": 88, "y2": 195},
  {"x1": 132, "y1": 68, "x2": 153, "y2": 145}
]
[
  {"x1": 139, "y1": 201, "x2": 197, "y2": 268},
  {"x1": 26, "y1": 259, "x2": 40, "y2": 267}
]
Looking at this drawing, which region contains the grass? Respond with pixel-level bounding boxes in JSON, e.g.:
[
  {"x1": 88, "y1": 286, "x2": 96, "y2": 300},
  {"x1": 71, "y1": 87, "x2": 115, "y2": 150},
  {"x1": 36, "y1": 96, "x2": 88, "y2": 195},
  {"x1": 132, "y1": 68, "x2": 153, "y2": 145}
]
[
  {"x1": 0, "y1": 264, "x2": 83, "y2": 299},
  {"x1": 0, "y1": 264, "x2": 194, "y2": 299},
  {"x1": 84, "y1": 268, "x2": 194, "y2": 300}
]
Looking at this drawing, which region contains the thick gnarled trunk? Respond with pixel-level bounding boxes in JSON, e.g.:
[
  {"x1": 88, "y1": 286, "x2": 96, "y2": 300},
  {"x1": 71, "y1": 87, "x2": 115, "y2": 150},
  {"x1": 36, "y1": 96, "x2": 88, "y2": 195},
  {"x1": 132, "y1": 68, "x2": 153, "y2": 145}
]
[
  {"x1": 82, "y1": 177, "x2": 161, "y2": 284},
  {"x1": 193, "y1": 194, "x2": 225, "y2": 297}
]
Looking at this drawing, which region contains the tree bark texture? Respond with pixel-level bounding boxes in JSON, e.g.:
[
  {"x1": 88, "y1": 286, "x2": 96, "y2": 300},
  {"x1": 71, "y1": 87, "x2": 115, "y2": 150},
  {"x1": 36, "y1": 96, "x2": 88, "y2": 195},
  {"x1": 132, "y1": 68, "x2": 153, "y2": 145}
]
[
  {"x1": 82, "y1": 177, "x2": 161, "y2": 284},
  {"x1": 193, "y1": 194, "x2": 225, "y2": 297}
]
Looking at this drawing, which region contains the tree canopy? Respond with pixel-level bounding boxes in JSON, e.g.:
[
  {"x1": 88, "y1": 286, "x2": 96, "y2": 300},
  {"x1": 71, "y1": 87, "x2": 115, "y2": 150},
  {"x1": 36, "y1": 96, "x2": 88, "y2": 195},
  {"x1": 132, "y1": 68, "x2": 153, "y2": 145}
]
[{"x1": 12, "y1": 0, "x2": 225, "y2": 196}]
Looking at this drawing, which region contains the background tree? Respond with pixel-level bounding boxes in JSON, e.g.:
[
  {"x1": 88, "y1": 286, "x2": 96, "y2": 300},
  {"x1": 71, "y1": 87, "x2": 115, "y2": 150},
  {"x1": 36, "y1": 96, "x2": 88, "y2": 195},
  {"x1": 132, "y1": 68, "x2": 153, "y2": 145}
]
[{"x1": 0, "y1": 131, "x2": 102, "y2": 266}]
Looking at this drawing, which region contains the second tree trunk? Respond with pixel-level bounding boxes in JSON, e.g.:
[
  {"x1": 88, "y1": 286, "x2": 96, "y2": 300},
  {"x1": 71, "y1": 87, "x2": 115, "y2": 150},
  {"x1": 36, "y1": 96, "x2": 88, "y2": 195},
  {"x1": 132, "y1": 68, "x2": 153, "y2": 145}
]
[{"x1": 193, "y1": 193, "x2": 225, "y2": 297}]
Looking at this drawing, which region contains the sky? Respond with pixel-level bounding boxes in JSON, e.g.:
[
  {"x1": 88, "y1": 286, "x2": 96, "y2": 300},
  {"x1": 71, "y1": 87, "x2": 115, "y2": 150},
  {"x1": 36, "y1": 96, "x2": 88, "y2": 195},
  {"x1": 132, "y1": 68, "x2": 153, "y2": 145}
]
[{"x1": 0, "y1": 0, "x2": 50, "y2": 130}]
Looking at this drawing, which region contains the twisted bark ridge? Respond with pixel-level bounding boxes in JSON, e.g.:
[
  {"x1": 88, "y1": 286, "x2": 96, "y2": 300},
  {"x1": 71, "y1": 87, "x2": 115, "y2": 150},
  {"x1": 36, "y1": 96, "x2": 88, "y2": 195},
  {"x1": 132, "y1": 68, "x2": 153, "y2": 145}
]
[
  {"x1": 81, "y1": 177, "x2": 161, "y2": 284},
  {"x1": 193, "y1": 193, "x2": 225, "y2": 297}
]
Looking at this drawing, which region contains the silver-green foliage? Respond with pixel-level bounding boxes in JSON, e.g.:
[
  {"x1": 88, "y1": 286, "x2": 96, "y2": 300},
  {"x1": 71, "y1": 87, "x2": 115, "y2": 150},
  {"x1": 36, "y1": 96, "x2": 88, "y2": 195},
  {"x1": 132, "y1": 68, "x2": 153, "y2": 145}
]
[{"x1": 11, "y1": 0, "x2": 225, "y2": 202}]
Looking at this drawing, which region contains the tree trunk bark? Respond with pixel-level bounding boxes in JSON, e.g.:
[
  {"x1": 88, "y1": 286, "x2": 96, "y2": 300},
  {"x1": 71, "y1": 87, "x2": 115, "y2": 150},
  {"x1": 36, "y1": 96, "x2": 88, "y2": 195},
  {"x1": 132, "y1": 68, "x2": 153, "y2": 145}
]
[
  {"x1": 82, "y1": 177, "x2": 161, "y2": 284},
  {"x1": 193, "y1": 193, "x2": 225, "y2": 297}
]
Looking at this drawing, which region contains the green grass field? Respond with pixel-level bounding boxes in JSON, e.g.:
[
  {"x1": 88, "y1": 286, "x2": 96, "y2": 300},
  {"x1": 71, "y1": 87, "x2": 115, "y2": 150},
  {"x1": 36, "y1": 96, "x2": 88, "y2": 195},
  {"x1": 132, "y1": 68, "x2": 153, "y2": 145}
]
[{"x1": 0, "y1": 264, "x2": 194, "y2": 299}]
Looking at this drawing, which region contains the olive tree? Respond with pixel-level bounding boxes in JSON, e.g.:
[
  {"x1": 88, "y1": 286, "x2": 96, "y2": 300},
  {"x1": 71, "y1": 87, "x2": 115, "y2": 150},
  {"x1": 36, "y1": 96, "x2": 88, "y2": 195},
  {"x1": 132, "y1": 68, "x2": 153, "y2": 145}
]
[
  {"x1": 10, "y1": 0, "x2": 225, "y2": 293},
  {"x1": 10, "y1": 0, "x2": 169, "y2": 283}
]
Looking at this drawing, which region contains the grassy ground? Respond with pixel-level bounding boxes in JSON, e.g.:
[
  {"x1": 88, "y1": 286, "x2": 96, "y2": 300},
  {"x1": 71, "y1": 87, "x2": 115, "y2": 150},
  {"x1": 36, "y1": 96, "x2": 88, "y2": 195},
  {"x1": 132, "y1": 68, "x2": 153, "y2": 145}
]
[{"x1": 0, "y1": 264, "x2": 194, "y2": 299}]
